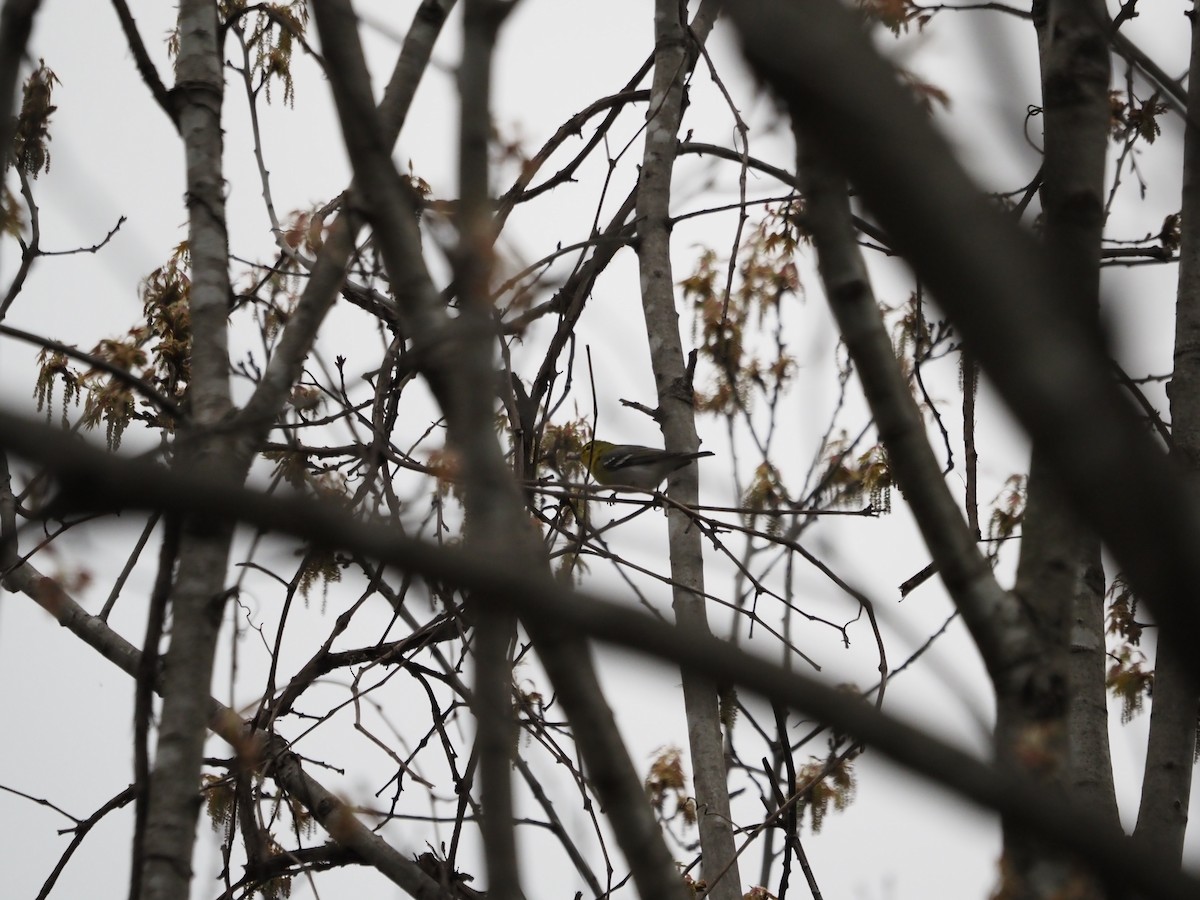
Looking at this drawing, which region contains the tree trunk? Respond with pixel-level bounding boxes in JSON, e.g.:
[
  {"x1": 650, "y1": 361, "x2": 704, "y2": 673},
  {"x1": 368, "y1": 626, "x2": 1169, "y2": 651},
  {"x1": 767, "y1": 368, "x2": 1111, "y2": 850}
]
[
  {"x1": 635, "y1": 3, "x2": 741, "y2": 897},
  {"x1": 999, "y1": 2, "x2": 1114, "y2": 895},
  {"x1": 140, "y1": 3, "x2": 236, "y2": 898},
  {"x1": 1136, "y1": 4, "x2": 1200, "y2": 861}
]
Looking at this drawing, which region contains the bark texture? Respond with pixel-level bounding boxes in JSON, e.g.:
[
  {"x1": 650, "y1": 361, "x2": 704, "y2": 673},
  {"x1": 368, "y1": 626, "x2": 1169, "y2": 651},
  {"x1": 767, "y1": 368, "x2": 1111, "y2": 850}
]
[
  {"x1": 636, "y1": 2, "x2": 741, "y2": 897},
  {"x1": 140, "y1": 3, "x2": 235, "y2": 898},
  {"x1": 0, "y1": 0, "x2": 42, "y2": 183},
  {"x1": 458, "y1": 3, "x2": 526, "y2": 898},
  {"x1": 1137, "y1": 5, "x2": 1200, "y2": 862},
  {"x1": 1002, "y1": 6, "x2": 1116, "y2": 896}
]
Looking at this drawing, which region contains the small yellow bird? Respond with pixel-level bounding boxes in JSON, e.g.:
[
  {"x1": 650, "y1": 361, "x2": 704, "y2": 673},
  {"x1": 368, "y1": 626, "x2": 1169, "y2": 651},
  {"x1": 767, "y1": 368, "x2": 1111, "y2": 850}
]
[{"x1": 578, "y1": 439, "x2": 714, "y2": 491}]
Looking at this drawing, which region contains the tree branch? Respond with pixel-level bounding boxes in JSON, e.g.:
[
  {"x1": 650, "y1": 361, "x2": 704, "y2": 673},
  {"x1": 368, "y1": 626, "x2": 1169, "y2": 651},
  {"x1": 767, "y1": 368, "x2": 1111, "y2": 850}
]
[
  {"x1": 139, "y1": 3, "x2": 236, "y2": 897},
  {"x1": 727, "y1": 0, "x2": 1200, "y2": 688},
  {"x1": 637, "y1": 2, "x2": 741, "y2": 895},
  {"x1": 4, "y1": 559, "x2": 450, "y2": 899},
  {"x1": 1135, "y1": 0, "x2": 1200, "y2": 860},
  {"x1": 109, "y1": 0, "x2": 178, "y2": 129},
  {"x1": 1, "y1": 412, "x2": 1199, "y2": 900},
  {"x1": 311, "y1": 5, "x2": 692, "y2": 899},
  {"x1": 0, "y1": 0, "x2": 41, "y2": 181}
]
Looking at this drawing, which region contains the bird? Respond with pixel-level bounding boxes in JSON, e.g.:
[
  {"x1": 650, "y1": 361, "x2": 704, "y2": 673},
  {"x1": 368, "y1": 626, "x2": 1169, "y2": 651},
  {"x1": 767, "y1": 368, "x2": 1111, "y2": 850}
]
[{"x1": 577, "y1": 439, "x2": 714, "y2": 491}]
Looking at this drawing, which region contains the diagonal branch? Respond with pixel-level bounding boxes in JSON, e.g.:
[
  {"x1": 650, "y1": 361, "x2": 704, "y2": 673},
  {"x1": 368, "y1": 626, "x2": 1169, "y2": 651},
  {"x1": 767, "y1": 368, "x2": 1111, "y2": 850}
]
[
  {"x1": 5, "y1": 559, "x2": 450, "y2": 899},
  {"x1": 109, "y1": 0, "x2": 179, "y2": 129},
  {"x1": 2, "y1": 411, "x2": 1199, "y2": 900},
  {"x1": 235, "y1": 0, "x2": 456, "y2": 450},
  {"x1": 792, "y1": 128, "x2": 1031, "y2": 696},
  {"x1": 0, "y1": 0, "x2": 41, "y2": 182},
  {"x1": 727, "y1": 0, "x2": 1200, "y2": 687},
  {"x1": 0, "y1": 323, "x2": 181, "y2": 418}
]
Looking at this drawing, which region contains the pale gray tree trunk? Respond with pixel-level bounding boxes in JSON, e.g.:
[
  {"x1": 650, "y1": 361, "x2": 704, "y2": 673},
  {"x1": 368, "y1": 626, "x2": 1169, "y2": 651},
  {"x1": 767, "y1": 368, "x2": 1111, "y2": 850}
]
[
  {"x1": 1135, "y1": 6, "x2": 1200, "y2": 862},
  {"x1": 1023, "y1": 1, "x2": 1115, "y2": 811},
  {"x1": 140, "y1": 3, "x2": 237, "y2": 899},
  {"x1": 6, "y1": 2, "x2": 459, "y2": 897},
  {"x1": 1002, "y1": 3, "x2": 1114, "y2": 895},
  {"x1": 636, "y1": 2, "x2": 741, "y2": 897}
]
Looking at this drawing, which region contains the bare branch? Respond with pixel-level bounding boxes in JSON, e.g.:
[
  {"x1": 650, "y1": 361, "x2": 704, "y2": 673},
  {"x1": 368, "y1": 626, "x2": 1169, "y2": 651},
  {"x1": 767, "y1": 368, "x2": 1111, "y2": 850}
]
[
  {"x1": 728, "y1": 0, "x2": 1200, "y2": 685},
  {"x1": 4, "y1": 559, "x2": 450, "y2": 899},
  {"x1": 109, "y1": 0, "x2": 178, "y2": 129},
  {"x1": 1, "y1": 413, "x2": 1198, "y2": 900}
]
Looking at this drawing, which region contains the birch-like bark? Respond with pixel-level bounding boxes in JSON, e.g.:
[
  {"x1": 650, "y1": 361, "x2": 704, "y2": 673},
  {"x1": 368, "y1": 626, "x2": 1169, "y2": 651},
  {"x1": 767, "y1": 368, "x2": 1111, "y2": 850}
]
[
  {"x1": 1018, "y1": 0, "x2": 1115, "y2": 804},
  {"x1": 997, "y1": 6, "x2": 1116, "y2": 894},
  {"x1": 173, "y1": 0, "x2": 231, "y2": 430},
  {"x1": 137, "y1": 6, "x2": 454, "y2": 888},
  {"x1": 636, "y1": 3, "x2": 740, "y2": 897},
  {"x1": 1136, "y1": 5, "x2": 1200, "y2": 861},
  {"x1": 140, "y1": 3, "x2": 236, "y2": 898}
]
